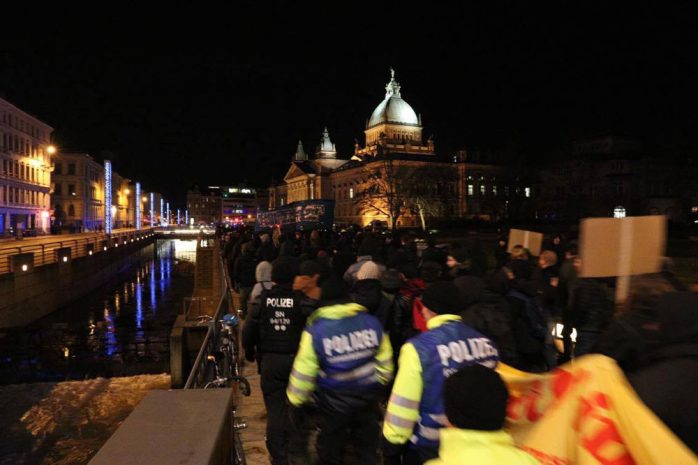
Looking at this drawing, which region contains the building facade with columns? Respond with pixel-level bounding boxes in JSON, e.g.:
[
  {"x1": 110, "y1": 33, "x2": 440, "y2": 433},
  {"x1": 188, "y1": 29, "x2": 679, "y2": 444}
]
[
  {"x1": 268, "y1": 70, "x2": 529, "y2": 228},
  {"x1": 51, "y1": 152, "x2": 106, "y2": 232},
  {"x1": 0, "y1": 97, "x2": 54, "y2": 235}
]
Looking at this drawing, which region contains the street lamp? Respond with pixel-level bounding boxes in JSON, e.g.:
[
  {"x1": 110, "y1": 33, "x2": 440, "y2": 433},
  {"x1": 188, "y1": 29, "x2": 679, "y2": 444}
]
[{"x1": 47, "y1": 145, "x2": 56, "y2": 155}]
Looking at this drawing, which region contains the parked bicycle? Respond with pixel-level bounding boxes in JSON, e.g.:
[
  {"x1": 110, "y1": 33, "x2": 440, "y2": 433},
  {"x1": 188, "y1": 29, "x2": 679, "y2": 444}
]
[{"x1": 203, "y1": 312, "x2": 251, "y2": 465}]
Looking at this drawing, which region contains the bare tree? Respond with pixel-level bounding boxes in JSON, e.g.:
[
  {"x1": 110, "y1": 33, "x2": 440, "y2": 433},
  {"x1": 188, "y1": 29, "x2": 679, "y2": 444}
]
[
  {"x1": 407, "y1": 164, "x2": 459, "y2": 230},
  {"x1": 354, "y1": 158, "x2": 405, "y2": 230},
  {"x1": 354, "y1": 159, "x2": 458, "y2": 230}
]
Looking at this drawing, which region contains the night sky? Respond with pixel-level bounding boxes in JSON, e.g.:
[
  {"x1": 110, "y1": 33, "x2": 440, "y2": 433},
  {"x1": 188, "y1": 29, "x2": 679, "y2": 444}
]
[{"x1": 1, "y1": 4, "x2": 696, "y2": 207}]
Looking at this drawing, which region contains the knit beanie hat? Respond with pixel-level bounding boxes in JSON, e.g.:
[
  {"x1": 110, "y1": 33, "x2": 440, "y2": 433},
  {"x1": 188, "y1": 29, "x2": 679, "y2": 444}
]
[
  {"x1": 255, "y1": 261, "x2": 272, "y2": 283},
  {"x1": 444, "y1": 364, "x2": 508, "y2": 431},
  {"x1": 421, "y1": 281, "x2": 461, "y2": 315},
  {"x1": 271, "y1": 258, "x2": 297, "y2": 285},
  {"x1": 320, "y1": 276, "x2": 351, "y2": 305},
  {"x1": 453, "y1": 276, "x2": 486, "y2": 308},
  {"x1": 357, "y1": 260, "x2": 382, "y2": 281},
  {"x1": 299, "y1": 259, "x2": 324, "y2": 277},
  {"x1": 242, "y1": 241, "x2": 256, "y2": 255},
  {"x1": 449, "y1": 248, "x2": 471, "y2": 265}
]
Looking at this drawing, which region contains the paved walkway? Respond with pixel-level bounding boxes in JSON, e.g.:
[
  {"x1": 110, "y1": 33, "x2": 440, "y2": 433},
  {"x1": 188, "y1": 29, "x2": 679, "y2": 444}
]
[{"x1": 237, "y1": 361, "x2": 272, "y2": 465}]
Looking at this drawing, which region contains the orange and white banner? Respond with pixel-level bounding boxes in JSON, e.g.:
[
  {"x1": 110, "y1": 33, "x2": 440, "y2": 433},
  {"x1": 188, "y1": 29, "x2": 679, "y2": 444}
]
[{"x1": 498, "y1": 355, "x2": 696, "y2": 465}]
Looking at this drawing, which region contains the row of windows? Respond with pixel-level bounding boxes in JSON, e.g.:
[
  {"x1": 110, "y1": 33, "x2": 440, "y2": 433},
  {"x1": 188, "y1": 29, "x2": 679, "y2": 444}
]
[
  {"x1": 54, "y1": 203, "x2": 77, "y2": 218},
  {"x1": 1, "y1": 185, "x2": 46, "y2": 206},
  {"x1": 1, "y1": 158, "x2": 45, "y2": 184},
  {"x1": 1, "y1": 131, "x2": 47, "y2": 157},
  {"x1": 1, "y1": 111, "x2": 48, "y2": 140},
  {"x1": 52, "y1": 182, "x2": 77, "y2": 196},
  {"x1": 466, "y1": 184, "x2": 531, "y2": 198},
  {"x1": 53, "y1": 162, "x2": 77, "y2": 175},
  {"x1": 189, "y1": 204, "x2": 220, "y2": 211}
]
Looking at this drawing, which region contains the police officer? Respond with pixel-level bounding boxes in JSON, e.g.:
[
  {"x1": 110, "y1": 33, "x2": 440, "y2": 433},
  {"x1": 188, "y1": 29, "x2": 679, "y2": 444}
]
[
  {"x1": 287, "y1": 277, "x2": 394, "y2": 465},
  {"x1": 382, "y1": 281, "x2": 499, "y2": 465},
  {"x1": 242, "y1": 258, "x2": 318, "y2": 465}
]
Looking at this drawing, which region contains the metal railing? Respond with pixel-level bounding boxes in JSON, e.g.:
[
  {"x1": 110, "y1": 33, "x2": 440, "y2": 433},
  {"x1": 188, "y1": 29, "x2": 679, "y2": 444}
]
[
  {"x1": 0, "y1": 228, "x2": 155, "y2": 275},
  {"x1": 183, "y1": 291, "x2": 229, "y2": 389},
  {"x1": 184, "y1": 241, "x2": 237, "y2": 389}
]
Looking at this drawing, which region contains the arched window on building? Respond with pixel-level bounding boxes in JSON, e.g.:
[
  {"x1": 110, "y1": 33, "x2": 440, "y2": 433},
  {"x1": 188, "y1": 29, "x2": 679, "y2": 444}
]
[{"x1": 613, "y1": 206, "x2": 626, "y2": 218}]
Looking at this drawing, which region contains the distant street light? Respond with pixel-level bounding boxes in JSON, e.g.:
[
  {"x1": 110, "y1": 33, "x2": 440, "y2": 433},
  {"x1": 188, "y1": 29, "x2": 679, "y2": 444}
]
[{"x1": 47, "y1": 145, "x2": 56, "y2": 155}]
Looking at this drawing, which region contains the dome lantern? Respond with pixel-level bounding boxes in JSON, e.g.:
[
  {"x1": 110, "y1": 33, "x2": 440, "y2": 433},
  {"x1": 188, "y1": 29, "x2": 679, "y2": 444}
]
[{"x1": 368, "y1": 68, "x2": 420, "y2": 128}]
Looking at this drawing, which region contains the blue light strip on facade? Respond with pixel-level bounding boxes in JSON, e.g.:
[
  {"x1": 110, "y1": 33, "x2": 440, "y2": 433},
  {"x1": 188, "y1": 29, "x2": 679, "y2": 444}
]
[
  {"x1": 105, "y1": 161, "x2": 112, "y2": 234},
  {"x1": 185, "y1": 209, "x2": 189, "y2": 225},
  {"x1": 166, "y1": 202, "x2": 170, "y2": 225},
  {"x1": 160, "y1": 198, "x2": 164, "y2": 226},
  {"x1": 150, "y1": 192, "x2": 155, "y2": 227},
  {"x1": 177, "y1": 209, "x2": 180, "y2": 225},
  {"x1": 135, "y1": 182, "x2": 141, "y2": 230}
]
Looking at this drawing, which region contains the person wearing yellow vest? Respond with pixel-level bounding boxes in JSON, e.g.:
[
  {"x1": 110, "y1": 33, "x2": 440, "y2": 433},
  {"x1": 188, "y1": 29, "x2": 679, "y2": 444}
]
[
  {"x1": 383, "y1": 281, "x2": 500, "y2": 465},
  {"x1": 426, "y1": 363, "x2": 539, "y2": 465},
  {"x1": 287, "y1": 277, "x2": 394, "y2": 465}
]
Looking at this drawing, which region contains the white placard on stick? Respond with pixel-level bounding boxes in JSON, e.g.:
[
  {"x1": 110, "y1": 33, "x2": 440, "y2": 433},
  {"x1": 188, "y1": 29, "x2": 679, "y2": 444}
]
[
  {"x1": 507, "y1": 229, "x2": 544, "y2": 257},
  {"x1": 578, "y1": 215, "x2": 667, "y2": 278}
]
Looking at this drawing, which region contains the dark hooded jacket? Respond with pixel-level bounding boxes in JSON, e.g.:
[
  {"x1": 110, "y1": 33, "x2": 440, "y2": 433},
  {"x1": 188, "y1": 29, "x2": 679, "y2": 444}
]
[
  {"x1": 567, "y1": 278, "x2": 613, "y2": 332},
  {"x1": 233, "y1": 243, "x2": 258, "y2": 288},
  {"x1": 599, "y1": 292, "x2": 698, "y2": 453},
  {"x1": 455, "y1": 276, "x2": 518, "y2": 367}
]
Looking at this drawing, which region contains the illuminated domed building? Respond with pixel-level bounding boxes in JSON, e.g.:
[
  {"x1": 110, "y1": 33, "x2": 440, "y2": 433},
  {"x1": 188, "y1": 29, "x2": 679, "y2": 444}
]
[
  {"x1": 267, "y1": 70, "x2": 530, "y2": 229},
  {"x1": 356, "y1": 68, "x2": 434, "y2": 159}
]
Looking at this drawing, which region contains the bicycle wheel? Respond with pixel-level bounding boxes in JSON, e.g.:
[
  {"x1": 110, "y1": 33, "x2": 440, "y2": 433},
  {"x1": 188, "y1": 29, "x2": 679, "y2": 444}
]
[{"x1": 233, "y1": 426, "x2": 246, "y2": 465}]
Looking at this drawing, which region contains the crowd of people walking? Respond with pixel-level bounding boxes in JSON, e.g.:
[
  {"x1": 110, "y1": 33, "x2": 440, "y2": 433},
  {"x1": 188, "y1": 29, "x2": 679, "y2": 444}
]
[{"x1": 221, "y1": 226, "x2": 696, "y2": 465}]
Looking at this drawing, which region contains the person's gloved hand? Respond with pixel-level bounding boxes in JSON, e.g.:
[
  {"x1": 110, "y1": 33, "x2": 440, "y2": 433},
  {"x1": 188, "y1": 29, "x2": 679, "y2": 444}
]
[
  {"x1": 287, "y1": 404, "x2": 304, "y2": 431},
  {"x1": 382, "y1": 437, "x2": 405, "y2": 465}
]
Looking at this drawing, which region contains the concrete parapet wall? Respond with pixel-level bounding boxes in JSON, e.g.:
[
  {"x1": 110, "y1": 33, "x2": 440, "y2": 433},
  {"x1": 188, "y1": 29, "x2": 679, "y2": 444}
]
[
  {"x1": 0, "y1": 239, "x2": 155, "y2": 329},
  {"x1": 87, "y1": 389, "x2": 232, "y2": 465}
]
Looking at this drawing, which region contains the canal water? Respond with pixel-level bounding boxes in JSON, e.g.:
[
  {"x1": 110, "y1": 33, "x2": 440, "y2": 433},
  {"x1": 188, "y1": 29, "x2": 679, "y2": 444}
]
[{"x1": 0, "y1": 239, "x2": 196, "y2": 385}]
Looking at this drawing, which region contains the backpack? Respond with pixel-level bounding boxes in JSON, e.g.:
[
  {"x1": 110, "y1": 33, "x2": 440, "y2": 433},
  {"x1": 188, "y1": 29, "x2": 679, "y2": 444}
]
[{"x1": 507, "y1": 289, "x2": 548, "y2": 347}]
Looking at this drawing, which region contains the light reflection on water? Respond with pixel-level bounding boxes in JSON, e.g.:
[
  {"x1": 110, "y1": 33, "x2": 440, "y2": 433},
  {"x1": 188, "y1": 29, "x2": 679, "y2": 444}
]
[{"x1": 0, "y1": 239, "x2": 197, "y2": 384}]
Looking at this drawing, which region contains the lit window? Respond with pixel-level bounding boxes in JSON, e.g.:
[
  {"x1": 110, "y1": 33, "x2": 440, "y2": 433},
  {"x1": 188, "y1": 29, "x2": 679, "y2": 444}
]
[
  {"x1": 492, "y1": 185, "x2": 498, "y2": 196},
  {"x1": 692, "y1": 206, "x2": 698, "y2": 213},
  {"x1": 525, "y1": 187, "x2": 531, "y2": 198},
  {"x1": 613, "y1": 206, "x2": 626, "y2": 218},
  {"x1": 349, "y1": 188, "x2": 354, "y2": 199},
  {"x1": 467, "y1": 184, "x2": 474, "y2": 196},
  {"x1": 480, "y1": 185, "x2": 486, "y2": 195}
]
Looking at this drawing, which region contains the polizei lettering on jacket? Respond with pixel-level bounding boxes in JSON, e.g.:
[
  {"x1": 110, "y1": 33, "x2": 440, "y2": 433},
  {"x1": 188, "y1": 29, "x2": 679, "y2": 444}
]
[
  {"x1": 436, "y1": 338, "x2": 498, "y2": 371},
  {"x1": 266, "y1": 297, "x2": 294, "y2": 308},
  {"x1": 322, "y1": 329, "x2": 379, "y2": 362}
]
